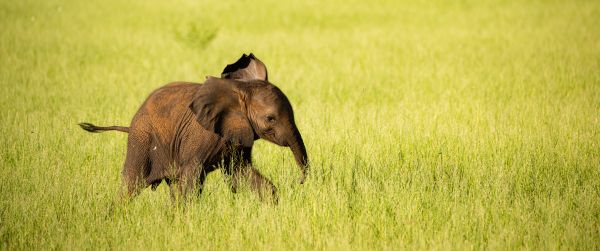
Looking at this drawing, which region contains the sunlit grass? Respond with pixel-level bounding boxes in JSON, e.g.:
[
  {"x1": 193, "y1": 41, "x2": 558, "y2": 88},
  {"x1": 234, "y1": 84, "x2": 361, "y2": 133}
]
[{"x1": 1, "y1": 0, "x2": 599, "y2": 249}]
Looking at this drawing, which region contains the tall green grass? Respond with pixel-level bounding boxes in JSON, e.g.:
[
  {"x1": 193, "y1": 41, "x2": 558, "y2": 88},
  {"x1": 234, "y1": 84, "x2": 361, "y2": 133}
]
[{"x1": 1, "y1": 0, "x2": 599, "y2": 249}]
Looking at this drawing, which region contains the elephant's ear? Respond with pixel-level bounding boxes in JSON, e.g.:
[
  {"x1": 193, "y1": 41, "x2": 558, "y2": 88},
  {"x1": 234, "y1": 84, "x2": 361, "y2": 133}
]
[
  {"x1": 189, "y1": 77, "x2": 254, "y2": 147},
  {"x1": 221, "y1": 53, "x2": 268, "y2": 81}
]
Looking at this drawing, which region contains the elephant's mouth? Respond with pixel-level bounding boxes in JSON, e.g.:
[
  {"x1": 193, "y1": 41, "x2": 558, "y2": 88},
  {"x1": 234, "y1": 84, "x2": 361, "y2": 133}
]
[
  {"x1": 260, "y1": 128, "x2": 276, "y2": 139},
  {"x1": 262, "y1": 128, "x2": 274, "y2": 135}
]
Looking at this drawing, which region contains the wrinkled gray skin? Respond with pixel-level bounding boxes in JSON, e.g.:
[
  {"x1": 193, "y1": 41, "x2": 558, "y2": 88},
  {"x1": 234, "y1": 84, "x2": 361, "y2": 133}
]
[{"x1": 79, "y1": 54, "x2": 308, "y2": 203}]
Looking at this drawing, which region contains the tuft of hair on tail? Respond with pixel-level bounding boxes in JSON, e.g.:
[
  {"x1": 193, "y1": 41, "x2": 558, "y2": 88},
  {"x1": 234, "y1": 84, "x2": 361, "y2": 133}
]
[{"x1": 78, "y1": 122, "x2": 99, "y2": 133}]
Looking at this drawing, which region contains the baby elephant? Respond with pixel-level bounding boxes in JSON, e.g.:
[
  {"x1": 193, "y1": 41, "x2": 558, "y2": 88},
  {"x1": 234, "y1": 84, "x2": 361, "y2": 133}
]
[{"x1": 80, "y1": 54, "x2": 308, "y2": 203}]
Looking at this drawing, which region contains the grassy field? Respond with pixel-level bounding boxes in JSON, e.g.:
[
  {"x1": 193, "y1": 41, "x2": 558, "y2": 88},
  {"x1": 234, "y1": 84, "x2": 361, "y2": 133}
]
[{"x1": 1, "y1": 0, "x2": 599, "y2": 249}]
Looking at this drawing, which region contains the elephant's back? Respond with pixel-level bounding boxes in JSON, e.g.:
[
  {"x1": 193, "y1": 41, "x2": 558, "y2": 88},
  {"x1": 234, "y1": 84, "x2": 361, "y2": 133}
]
[
  {"x1": 136, "y1": 82, "x2": 201, "y2": 116},
  {"x1": 129, "y1": 82, "x2": 202, "y2": 133},
  {"x1": 146, "y1": 82, "x2": 202, "y2": 107}
]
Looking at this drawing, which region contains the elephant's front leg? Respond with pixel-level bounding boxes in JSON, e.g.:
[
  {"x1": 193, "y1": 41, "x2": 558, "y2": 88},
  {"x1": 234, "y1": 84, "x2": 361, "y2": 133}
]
[
  {"x1": 232, "y1": 166, "x2": 278, "y2": 203},
  {"x1": 171, "y1": 163, "x2": 207, "y2": 203}
]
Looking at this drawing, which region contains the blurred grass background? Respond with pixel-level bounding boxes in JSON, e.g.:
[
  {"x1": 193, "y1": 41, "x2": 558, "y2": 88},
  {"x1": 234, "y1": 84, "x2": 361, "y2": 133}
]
[{"x1": 0, "y1": 0, "x2": 599, "y2": 249}]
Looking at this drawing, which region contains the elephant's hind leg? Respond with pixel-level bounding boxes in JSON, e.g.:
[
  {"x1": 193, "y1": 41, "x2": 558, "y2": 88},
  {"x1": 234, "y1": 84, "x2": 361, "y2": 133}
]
[{"x1": 120, "y1": 130, "x2": 151, "y2": 202}]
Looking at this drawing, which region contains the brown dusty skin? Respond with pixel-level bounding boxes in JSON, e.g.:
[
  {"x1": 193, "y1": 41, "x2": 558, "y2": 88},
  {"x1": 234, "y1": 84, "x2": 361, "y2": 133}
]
[{"x1": 79, "y1": 54, "x2": 308, "y2": 203}]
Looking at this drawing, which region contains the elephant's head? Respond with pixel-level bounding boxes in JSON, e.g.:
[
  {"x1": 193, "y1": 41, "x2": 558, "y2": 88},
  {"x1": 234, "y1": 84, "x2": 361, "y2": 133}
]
[{"x1": 190, "y1": 54, "x2": 308, "y2": 183}]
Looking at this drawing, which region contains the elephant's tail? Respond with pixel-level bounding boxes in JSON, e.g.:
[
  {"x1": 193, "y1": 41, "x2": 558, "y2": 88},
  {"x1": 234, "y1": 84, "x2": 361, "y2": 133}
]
[{"x1": 78, "y1": 122, "x2": 129, "y2": 133}]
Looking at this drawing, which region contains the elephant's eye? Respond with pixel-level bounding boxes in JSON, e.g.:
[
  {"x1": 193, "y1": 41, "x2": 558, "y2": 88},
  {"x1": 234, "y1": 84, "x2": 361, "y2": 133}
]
[{"x1": 266, "y1": 115, "x2": 276, "y2": 123}]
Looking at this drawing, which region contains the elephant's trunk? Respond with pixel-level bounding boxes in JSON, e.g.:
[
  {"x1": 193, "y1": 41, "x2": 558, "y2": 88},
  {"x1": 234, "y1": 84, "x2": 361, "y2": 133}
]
[{"x1": 289, "y1": 128, "x2": 308, "y2": 184}]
